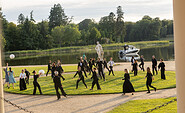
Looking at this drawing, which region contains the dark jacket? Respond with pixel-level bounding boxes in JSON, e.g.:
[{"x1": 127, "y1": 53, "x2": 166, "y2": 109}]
[
  {"x1": 91, "y1": 71, "x2": 99, "y2": 81},
  {"x1": 152, "y1": 58, "x2": 157, "y2": 66}
]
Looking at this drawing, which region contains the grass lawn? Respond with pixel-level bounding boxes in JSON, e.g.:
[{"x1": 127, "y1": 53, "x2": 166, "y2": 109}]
[
  {"x1": 4, "y1": 71, "x2": 176, "y2": 95},
  {"x1": 108, "y1": 97, "x2": 177, "y2": 113},
  {"x1": 3, "y1": 65, "x2": 78, "y2": 78}
]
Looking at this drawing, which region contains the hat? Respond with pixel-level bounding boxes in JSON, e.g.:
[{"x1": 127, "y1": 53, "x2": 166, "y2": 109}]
[{"x1": 32, "y1": 70, "x2": 36, "y2": 73}]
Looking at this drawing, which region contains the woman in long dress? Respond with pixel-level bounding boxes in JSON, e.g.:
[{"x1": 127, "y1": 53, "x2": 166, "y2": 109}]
[
  {"x1": 122, "y1": 69, "x2": 135, "y2": 95},
  {"x1": 3, "y1": 63, "x2": 9, "y2": 88},
  {"x1": 8, "y1": 67, "x2": 16, "y2": 89},
  {"x1": 19, "y1": 69, "x2": 27, "y2": 91}
]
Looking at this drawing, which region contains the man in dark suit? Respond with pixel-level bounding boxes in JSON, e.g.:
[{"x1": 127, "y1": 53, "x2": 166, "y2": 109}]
[
  {"x1": 152, "y1": 55, "x2": 158, "y2": 75},
  {"x1": 46, "y1": 60, "x2": 52, "y2": 76},
  {"x1": 90, "y1": 68, "x2": 101, "y2": 90},
  {"x1": 53, "y1": 71, "x2": 67, "y2": 100},
  {"x1": 96, "y1": 58, "x2": 105, "y2": 81},
  {"x1": 78, "y1": 58, "x2": 87, "y2": 78}
]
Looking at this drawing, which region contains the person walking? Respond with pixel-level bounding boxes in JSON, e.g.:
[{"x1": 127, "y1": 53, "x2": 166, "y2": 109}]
[
  {"x1": 145, "y1": 67, "x2": 157, "y2": 93},
  {"x1": 139, "y1": 55, "x2": 145, "y2": 71},
  {"x1": 33, "y1": 70, "x2": 42, "y2": 95},
  {"x1": 133, "y1": 60, "x2": 138, "y2": 76},
  {"x1": 19, "y1": 69, "x2": 27, "y2": 91},
  {"x1": 152, "y1": 55, "x2": 158, "y2": 75},
  {"x1": 8, "y1": 67, "x2": 16, "y2": 89},
  {"x1": 90, "y1": 68, "x2": 101, "y2": 90},
  {"x1": 88, "y1": 58, "x2": 93, "y2": 75},
  {"x1": 103, "y1": 58, "x2": 109, "y2": 72},
  {"x1": 73, "y1": 67, "x2": 87, "y2": 89},
  {"x1": 46, "y1": 60, "x2": 52, "y2": 76},
  {"x1": 158, "y1": 59, "x2": 166, "y2": 80},
  {"x1": 3, "y1": 63, "x2": 9, "y2": 88},
  {"x1": 25, "y1": 69, "x2": 30, "y2": 84},
  {"x1": 131, "y1": 56, "x2": 135, "y2": 72},
  {"x1": 56, "y1": 63, "x2": 65, "y2": 81},
  {"x1": 53, "y1": 71, "x2": 67, "y2": 100},
  {"x1": 96, "y1": 58, "x2": 105, "y2": 81},
  {"x1": 78, "y1": 59, "x2": 87, "y2": 78},
  {"x1": 51, "y1": 62, "x2": 57, "y2": 78},
  {"x1": 122, "y1": 69, "x2": 135, "y2": 95},
  {"x1": 108, "y1": 57, "x2": 115, "y2": 76}
]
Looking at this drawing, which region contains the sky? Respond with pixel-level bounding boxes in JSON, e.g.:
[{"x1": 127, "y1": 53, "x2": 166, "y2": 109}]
[{"x1": 1, "y1": 0, "x2": 173, "y2": 24}]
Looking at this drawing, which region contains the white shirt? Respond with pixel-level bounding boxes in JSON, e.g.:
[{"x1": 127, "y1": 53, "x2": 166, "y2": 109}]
[
  {"x1": 20, "y1": 73, "x2": 26, "y2": 79},
  {"x1": 108, "y1": 61, "x2": 115, "y2": 66}
]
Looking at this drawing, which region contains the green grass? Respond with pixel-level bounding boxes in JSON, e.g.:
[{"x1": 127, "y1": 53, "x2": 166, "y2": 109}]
[
  {"x1": 3, "y1": 65, "x2": 77, "y2": 78},
  {"x1": 108, "y1": 97, "x2": 177, "y2": 113},
  {"x1": 4, "y1": 71, "x2": 176, "y2": 95},
  {"x1": 5, "y1": 40, "x2": 170, "y2": 55}
]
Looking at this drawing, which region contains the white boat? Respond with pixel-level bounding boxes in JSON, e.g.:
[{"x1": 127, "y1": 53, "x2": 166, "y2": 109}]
[{"x1": 119, "y1": 45, "x2": 140, "y2": 56}]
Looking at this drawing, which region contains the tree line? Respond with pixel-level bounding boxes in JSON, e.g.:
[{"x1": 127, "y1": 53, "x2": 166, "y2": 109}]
[{"x1": 1, "y1": 3, "x2": 173, "y2": 51}]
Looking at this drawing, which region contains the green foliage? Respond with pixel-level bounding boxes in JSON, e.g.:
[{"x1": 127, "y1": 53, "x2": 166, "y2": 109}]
[
  {"x1": 4, "y1": 71, "x2": 176, "y2": 95},
  {"x1": 49, "y1": 3, "x2": 69, "y2": 31},
  {"x1": 1, "y1": 4, "x2": 174, "y2": 52},
  {"x1": 108, "y1": 97, "x2": 177, "y2": 113},
  {"x1": 89, "y1": 27, "x2": 101, "y2": 44}
]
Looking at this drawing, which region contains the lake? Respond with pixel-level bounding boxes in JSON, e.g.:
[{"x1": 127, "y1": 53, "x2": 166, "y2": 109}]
[{"x1": 4, "y1": 44, "x2": 174, "y2": 66}]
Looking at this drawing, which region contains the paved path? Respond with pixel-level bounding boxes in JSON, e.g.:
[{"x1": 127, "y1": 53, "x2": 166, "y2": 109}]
[
  {"x1": 4, "y1": 61, "x2": 176, "y2": 113},
  {"x1": 4, "y1": 88, "x2": 176, "y2": 113}
]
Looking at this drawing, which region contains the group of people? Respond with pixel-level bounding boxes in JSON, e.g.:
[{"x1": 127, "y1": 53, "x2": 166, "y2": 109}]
[
  {"x1": 130, "y1": 55, "x2": 166, "y2": 80},
  {"x1": 3, "y1": 54, "x2": 166, "y2": 99}
]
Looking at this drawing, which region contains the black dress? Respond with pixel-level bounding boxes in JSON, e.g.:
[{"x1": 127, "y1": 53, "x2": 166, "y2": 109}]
[
  {"x1": 19, "y1": 78, "x2": 27, "y2": 91},
  {"x1": 122, "y1": 73, "x2": 135, "y2": 93},
  {"x1": 158, "y1": 62, "x2": 166, "y2": 80},
  {"x1": 25, "y1": 70, "x2": 30, "y2": 84}
]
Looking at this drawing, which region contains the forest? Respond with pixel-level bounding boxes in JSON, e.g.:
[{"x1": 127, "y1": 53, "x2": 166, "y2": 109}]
[{"x1": 1, "y1": 3, "x2": 173, "y2": 51}]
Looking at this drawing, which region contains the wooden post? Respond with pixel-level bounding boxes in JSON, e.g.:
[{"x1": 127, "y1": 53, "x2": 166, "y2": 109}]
[{"x1": 173, "y1": 0, "x2": 185, "y2": 112}]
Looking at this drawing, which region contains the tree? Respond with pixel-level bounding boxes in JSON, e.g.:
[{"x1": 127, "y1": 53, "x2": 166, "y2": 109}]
[
  {"x1": 78, "y1": 19, "x2": 93, "y2": 31},
  {"x1": 37, "y1": 20, "x2": 50, "y2": 49},
  {"x1": 5, "y1": 22, "x2": 20, "y2": 50},
  {"x1": 115, "y1": 6, "x2": 126, "y2": 42},
  {"x1": 63, "y1": 24, "x2": 81, "y2": 46},
  {"x1": 89, "y1": 27, "x2": 101, "y2": 44},
  {"x1": 51, "y1": 25, "x2": 65, "y2": 47},
  {"x1": 49, "y1": 3, "x2": 69, "y2": 31},
  {"x1": 30, "y1": 10, "x2": 36, "y2": 22},
  {"x1": 19, "y1": 17, "x2": 40, "y2": 50},
  {"x1": 17, "y1": 13, "x2": 25, "y2": 24}
]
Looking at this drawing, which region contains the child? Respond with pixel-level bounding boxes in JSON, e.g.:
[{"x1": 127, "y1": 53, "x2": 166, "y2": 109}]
[
  {"x1": 145, "y1": 67, "x2": 157, "y2": 93},
  {"x1": 53, "y1": 71, "x2": 67, "y2": 100},
  {"x1": 108, "y1": 57, "x2": 115, "y2": 76},
  {"x1": 90, "y1": 68, "x2": 101, "y2": 90},
  {"x1": 73, "y1": 67, "x2": 87, "y2": 89},
  {"x1": 122, "y1": 69, "x2": 135, "y2": 95}
]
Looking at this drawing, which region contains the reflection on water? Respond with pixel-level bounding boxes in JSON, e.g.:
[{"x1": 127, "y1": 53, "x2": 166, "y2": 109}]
[
  {"x1": 4, "y1": 44, "x2": 174, "y2": 66},
  {"x1": 119, "y1": 54, "x2": 140, "y2": 62}
]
